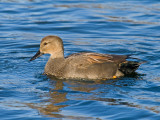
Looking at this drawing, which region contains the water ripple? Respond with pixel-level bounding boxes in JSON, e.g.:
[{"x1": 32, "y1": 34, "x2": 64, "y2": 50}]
[{"x1": 0, "y1": 0, "x2": 160, "y2": 119}]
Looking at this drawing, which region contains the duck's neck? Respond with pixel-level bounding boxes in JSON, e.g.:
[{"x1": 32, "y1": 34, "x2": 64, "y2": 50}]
[{"x1": 50, "y1": 50, "x2": 64, "y2": 59}]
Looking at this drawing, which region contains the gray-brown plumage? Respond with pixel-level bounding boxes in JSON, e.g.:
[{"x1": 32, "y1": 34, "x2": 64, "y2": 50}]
[{"x1": 30, "y1": 35, "x2": 140, "y2": 80}]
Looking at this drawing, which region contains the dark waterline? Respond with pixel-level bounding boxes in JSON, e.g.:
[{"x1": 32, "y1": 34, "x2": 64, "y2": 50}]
[{"x1": 0, "y1": 0, "x2": 160, "y2": 120}]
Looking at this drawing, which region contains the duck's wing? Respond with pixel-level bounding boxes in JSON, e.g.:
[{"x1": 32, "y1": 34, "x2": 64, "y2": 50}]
[
  {"x1": 85, "y1": 52, "x2": 128, "y2": 63},
  {"x1": 67, "y1": 52, "x2": 128, "y2": 64},
  {"x1": 84, "y1": 52, "x2": 114, "y2": 63}
]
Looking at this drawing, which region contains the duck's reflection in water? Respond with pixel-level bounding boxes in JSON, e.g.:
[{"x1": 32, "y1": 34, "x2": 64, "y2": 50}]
[
  {"x1": 26, "y1": 76, "x2": 106, "y2": 118},
  {"x1": 26, "y1": 76, "x2": 160, "y2": 118}
]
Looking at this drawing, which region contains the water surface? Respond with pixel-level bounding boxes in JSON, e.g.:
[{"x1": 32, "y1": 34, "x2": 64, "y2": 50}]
[{"x1": 0, "y1": 0, "x2": 160, "y2": 119}]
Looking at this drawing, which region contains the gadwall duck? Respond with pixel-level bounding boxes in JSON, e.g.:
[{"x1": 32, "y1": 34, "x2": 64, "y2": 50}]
[{"x1": 30, "y1": 35, "x2": 141, "y2": 80}]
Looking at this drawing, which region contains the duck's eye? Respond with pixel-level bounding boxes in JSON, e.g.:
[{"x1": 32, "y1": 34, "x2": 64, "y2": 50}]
[{"x1": 43, "y1": 42, "x2": 48, "y2": 45}]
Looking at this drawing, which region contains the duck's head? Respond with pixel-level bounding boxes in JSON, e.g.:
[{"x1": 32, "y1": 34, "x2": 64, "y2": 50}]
[{"x1": 30, "y1": 35, "x2": 64, "y2": 61}]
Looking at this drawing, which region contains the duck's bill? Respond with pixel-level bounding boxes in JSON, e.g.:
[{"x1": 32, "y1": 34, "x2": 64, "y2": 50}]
[{"x1": 30, "y1": 50, "x2": 43, "y2": 61}]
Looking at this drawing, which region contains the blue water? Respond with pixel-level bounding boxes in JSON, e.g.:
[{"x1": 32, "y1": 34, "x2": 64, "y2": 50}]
[{"x1": 0, "y1": 0, "x2": 160, "y2": 119}]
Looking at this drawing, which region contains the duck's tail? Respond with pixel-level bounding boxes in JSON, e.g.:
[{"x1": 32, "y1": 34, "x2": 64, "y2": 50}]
[
  {"x1": 119, "y1": 61, "x2": 140, "y2": 75},
  {"x1": 119, "y1": 57, "x2": 146, "y2": 75}
]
